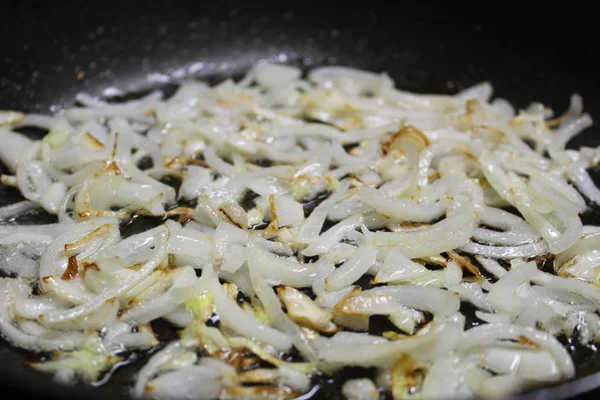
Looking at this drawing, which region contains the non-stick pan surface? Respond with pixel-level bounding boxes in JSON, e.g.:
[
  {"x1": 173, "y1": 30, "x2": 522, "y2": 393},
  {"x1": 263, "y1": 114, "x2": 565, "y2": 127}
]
[{"x1": 1, "y1": 1, "x2": 599, "y2": 399}]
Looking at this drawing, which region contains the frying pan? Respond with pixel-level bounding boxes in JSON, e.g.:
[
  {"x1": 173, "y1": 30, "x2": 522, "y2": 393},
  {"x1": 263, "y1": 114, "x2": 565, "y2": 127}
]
[{"x1": 1, "y1": 1, "x2": 599, "y2": 399}]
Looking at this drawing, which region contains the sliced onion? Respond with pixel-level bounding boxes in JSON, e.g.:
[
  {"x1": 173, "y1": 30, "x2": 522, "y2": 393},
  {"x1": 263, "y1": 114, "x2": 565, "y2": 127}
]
[
  {"x1": 459, "y1": 324, "x2": 575, "y2": 379},
  {"x1": 208, "y1": 264, "x2": 292, "y2": 351},
  {"x1": 358, "y1": 186, "x2": 445, "y2": 222},
  {"x1": 372, "y1": 196, "x2": 476, "y2": 258},
  {"x1": 460, "y1": 240, "x2": 549, "y2": 259},
  {"x1": 325, "y1": 244, "x2": 376, "y2": 292},
  {"x1": 363, "y1": 286, "x2": 460, "y2": 316},
  {"x1": 317, "y1": 315, "x2": 464, "y2": 368},
  {"x1": 301, "y1": 214, "x2": 363, "y2": 257}
]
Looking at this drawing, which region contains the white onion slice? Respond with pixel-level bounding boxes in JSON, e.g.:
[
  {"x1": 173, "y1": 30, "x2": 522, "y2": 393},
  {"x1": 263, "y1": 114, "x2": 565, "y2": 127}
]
[
  {"x1": 324, "y1": 244, "x2": 376, "y2": 291},
  {"x1": 373, "y1": 196, "x2": 476, "y2": 258},
  {"x1": 207, "y1": 264, "x2": 292, "y2": 351}
]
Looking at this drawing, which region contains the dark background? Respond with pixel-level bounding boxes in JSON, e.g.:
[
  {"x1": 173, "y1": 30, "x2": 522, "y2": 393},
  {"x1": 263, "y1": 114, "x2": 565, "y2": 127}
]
[{"x1": 1, "y1": 1, "x2": 599, "y2": 399}]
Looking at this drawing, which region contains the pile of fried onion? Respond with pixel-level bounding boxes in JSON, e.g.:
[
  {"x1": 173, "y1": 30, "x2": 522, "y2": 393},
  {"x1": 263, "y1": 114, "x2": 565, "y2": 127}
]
[{"x1": 1, "y1": 63, "x2": 600, "y2": 399}]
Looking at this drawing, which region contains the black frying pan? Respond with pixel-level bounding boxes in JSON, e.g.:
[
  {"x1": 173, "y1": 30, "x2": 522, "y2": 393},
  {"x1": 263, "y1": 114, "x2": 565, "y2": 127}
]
[{"x1": 1, "y1": 1, "x2": 600, "y2": 399}]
